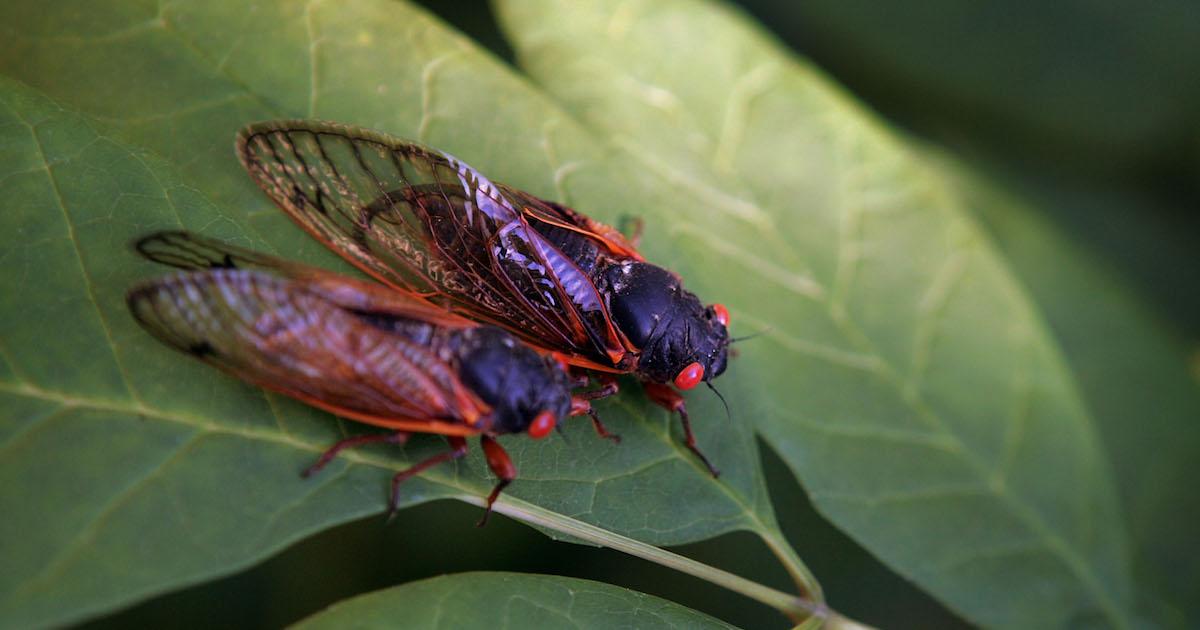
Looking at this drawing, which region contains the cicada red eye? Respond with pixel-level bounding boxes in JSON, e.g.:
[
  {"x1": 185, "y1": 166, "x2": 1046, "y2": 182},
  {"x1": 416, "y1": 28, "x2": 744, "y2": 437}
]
[
  {"x1": 712, "y1": 303, "x2": 730, "y2": 327},
  {"x1": 673, "y1": 362, "x2": 704, "y2": 390},
  {"x1": 528, "y1": 410, "x2": 556, "y2": 439}
]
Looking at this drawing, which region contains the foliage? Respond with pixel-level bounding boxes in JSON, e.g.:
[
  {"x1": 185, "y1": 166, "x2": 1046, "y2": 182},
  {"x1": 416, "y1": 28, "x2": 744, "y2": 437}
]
[{"x1": 0, "y1": 0, "x2": 1192, "y2": 627}]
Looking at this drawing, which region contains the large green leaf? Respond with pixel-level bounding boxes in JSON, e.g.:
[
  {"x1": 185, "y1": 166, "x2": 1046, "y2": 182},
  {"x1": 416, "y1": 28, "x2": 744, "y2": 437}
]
[
  {"x1": 294, "y1": 572, "x2": 737, "y2": 629},
  {"x1": 956, "y1": 166, "x2": 1200, "y2": 625},
  {"x1": 0, "y1": 2, "x2": 786, "y2": 626},
  {"x1": 0, "y1": 78, "x2": 445, "y2": 628},
  {"x1": 494, "y1": 0, "x2": 1134, "y2": 627}
]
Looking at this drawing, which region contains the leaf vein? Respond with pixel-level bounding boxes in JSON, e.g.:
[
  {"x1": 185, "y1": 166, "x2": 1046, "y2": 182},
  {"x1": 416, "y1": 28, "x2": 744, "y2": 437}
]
[
  {"x1": 0, "y1": 402, "x2": 70, "y2": 456},
  {"x1": 908, "y1": 248, "x2": 970, "y2": 393},
  {"x1": 20, "y1": 114, "x2": 140, "y2": 405},
  {"x1": 816, "y1": 484, "x2": 989, "y2": 507},
  {"x1": 251, "y1": 464, "x2": 352, "y2": 548},
  {"x1": 304, "y1": 0, "x2": 321, "y2": 117},
  {"x1": 933, "y1": 539, "x2": 1049, "y2": 575},
  {"x1": 6, "y1": 430, "x2": 205, "y2": 604},
  {"x1": 415, "y1": 52, "x2": 460, "y2": 143}
]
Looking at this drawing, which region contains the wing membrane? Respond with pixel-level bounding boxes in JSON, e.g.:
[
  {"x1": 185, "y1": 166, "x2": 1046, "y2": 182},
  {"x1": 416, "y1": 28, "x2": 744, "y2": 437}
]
[
  {"x1": 237, "y1": 121, "x2": 625, "y2": 365},
  {"x1": 135, "y1": 230, "x2": 476, "y2": 328},
  {"x1": 127, "y1": 269, "x2": 487, "y2": 429},
  {"x1": 500, "y1": 185, "x2": 644, "y2": 261}
]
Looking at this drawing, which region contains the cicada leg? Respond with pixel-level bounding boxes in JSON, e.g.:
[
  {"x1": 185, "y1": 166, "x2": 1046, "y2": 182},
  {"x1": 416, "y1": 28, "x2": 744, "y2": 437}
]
[
  {"x1": 570, "y1": 396, "x2": 621, "y2": 444},
  {"x1": 303, "y1": 430, "x2": 410, "y2": 478},
  {"x1": 388, "y1": 436, "x2": 470, "y2": 522},
  {"x1": 642, "y1": 382, "x2": 720, "y2": 478},
  {"x1": 477, "y1": 435, "x2": 517, "y2": 527},
  {"x1": 576, "y1": 373, "x2": 619, "y2": 402}
]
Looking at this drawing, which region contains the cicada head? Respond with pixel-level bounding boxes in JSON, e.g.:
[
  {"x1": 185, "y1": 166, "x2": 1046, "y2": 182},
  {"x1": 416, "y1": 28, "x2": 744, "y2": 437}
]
[
  {"x1": 604, "y1": 262, "x2": 730, "y2": 389},
  {"x1": 455, "y1": 327, "x2": 573, "y2": 437}
]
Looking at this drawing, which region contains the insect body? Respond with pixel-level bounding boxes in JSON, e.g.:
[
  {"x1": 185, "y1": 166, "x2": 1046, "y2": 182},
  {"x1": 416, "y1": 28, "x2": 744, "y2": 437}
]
[
  {"x1": 127, "y1": 231, "x2": 604, "y2": 522},
  {"x1": 237, "y1": 121, "x2": 731, "y2": 474}
]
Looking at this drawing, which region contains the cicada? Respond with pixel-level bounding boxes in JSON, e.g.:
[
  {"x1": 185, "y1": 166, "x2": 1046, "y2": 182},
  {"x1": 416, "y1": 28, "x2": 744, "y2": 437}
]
[
  {"x1": 237, "y1": 121, "x2": 732, "y2": 474},
  {"x1": 127, "y1": 231, "x2": 611, "y2": 522}
]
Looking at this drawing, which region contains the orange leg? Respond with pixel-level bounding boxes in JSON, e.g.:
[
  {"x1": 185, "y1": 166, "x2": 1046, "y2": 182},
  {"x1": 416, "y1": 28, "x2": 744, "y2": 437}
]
[
  {"x1": 571, "y1": 396, "x2": 621, "y2": 443},
  {"x1": 303, "y1": 431, "x2": 410, "y2": 478},
  {"x1": 577, "y1": 374, "x2": 619, "y2": 402},
  {"x1": 478, "y1": 435, "x2": 517, "y2": 527},
  {"x1": 642, "y1": 383, "x2": 720, "y2": 478},
  {"x1": 388, "y1": 436, "x2": 470, "y2": 521},
  {"x1": 587, "y1": 408, "x2": 622, "y2": 444}
]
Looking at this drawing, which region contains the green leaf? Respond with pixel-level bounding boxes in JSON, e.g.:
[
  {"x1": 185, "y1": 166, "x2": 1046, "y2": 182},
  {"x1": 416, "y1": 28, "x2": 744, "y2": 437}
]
[
  {"x1": 0, "y1": 77, "x2": 443, "y2": 628},
  {"x1": 293, "y1": 572, "x2": 737, "y2": 629},
  {"x1": 494, "y1": 0, "x2": 1134, "y2": 626},
  {"x1": 956, "y1": 167, "x2": 1200, "y2": 625},
  {"x1": 0, "y1": 1, "x2": 787, "y2": 626}
]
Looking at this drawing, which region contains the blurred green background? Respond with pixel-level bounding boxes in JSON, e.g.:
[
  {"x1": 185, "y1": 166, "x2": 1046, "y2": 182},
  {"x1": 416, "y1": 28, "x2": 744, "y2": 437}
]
[{"x1": 82, "y1": 1, "x2": 1198, "y2": 628}]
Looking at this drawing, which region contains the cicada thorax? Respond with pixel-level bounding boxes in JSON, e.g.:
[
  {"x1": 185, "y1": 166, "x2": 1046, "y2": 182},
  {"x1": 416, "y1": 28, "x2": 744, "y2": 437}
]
[
  {"x1": 441, "y1": 326, "x2": 573, "y2": 435},
  {"x1": 524, "y1": 216, "x2": 730, "y2": 386}
]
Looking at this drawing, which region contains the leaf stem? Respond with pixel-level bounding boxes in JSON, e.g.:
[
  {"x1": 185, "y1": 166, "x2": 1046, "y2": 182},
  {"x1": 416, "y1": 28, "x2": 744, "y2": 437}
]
[
  {"x1": 471, "y1": 494, "x2": 823, "y2": 623},
  {"x1": 759, "y1": 526, "x2": 824, "y2": 601},
  {"x1": 823, "y1": 612, "x2": 878, "y2": 630}
]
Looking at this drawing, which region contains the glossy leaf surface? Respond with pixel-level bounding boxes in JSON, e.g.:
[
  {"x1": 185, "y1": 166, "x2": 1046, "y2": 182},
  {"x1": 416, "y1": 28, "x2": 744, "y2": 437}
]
[
  {"x1": 495, "y1": 0, "x2": 1134, "y2": 626},
  {"x1": 0, "y1": 2, "x2": 771, "y2": 623}
]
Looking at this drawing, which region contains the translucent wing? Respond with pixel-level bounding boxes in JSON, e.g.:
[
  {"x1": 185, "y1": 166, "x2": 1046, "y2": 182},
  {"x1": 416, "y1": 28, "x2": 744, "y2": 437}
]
[
  {"x1": 237, "y1": 121, "x2": 626, "y2": 367},
  {"x1": 499, "y1": 185, "x2": 644, "y2": 261},
  {"x1": 134, "y1": 230, "x2": 476, "y2": 329},
  {"x1": 127, "y1": 269, "x2": 488, "y2": 433}
]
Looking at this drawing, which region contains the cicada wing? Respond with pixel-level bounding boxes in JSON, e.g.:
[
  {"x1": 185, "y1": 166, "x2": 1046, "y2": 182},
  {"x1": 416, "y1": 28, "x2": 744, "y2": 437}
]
[
  {"x1": 134, "y1": 230, "x2": 477, "y2": 329},
  {"x1": 237, "y1": 121, "x2": 625, "y2": 365},
  {"x1": 127, "y1": 269, "x2": 487, "y2": 428},
  {"x1": 499, "y1": 185, "x2": 644, "y2": 261},
  {"x1": 135, "y1": 230, "x2": 284, "y2": 273}
]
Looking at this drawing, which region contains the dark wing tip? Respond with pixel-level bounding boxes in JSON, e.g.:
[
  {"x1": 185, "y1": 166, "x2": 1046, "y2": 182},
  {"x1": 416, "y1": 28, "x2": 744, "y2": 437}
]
[
  {"x1": 132, "y1": 230, "x2": 232, "y2": 271},
  {"x1": 132, "y1": 228, "x2": 185, "y2": 252},
  {"x1": 236, "y1": 119, "x2": 426, "y2": 152},
  {"x1": 131, "y1": 230, "x2": 278, "y2": 273},
  {"x1": 124, "y1": 279, "x2": 154, "y2": 313},
  {"x1": 125, "y1": 276, "x2": 188, "y2": 350},
  {"x1": 132, "y1": 230, "x2": 202, "y2": 269}
]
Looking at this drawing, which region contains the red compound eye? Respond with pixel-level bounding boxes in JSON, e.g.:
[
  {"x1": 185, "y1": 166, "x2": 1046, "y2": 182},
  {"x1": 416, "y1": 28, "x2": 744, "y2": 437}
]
[
  {"x1": 712, "y1": 303, "x2": 730, "y2": 327},
  {"x1": 673, "y1": 362, "x2": 705, "y2": 390},
  {"x1": 528, "y1": 410, "x2": 556, "y2": 439}
]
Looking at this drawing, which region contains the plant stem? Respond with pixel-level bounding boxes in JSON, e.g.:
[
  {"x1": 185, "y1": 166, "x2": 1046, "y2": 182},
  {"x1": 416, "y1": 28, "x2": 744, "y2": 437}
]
[
  {"x1": 473, "y1": 494, "x2": 820, "y2": 621},
  {"x1": 824, "y1": 612, "x2": 878, "y2": 630},
  {"x1": 759, "y1": 526, "x2": 824, "y2": 601}
]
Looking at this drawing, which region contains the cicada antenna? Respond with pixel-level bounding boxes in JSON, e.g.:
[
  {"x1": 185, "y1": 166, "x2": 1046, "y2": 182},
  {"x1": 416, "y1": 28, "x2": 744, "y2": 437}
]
[
  {"x1": 705, "y1": 380, "x2": 732, "y2": 423},
  {"x1": 728, "y1": 328, "x2": 770, "y2": 344}
]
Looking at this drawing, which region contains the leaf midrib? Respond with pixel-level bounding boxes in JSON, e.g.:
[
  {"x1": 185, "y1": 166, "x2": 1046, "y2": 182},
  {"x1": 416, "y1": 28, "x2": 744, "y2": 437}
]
[{"x1": 0, "y1": 375, "x2": 768, "y2": 595}]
